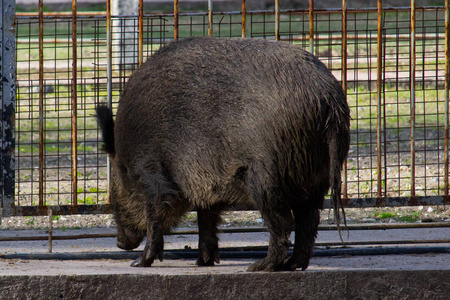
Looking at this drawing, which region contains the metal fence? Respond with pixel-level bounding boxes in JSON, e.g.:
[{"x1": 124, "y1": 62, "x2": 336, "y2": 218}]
[{"x1": 1, "y1": 0, "x2": 449, "y2": 218}]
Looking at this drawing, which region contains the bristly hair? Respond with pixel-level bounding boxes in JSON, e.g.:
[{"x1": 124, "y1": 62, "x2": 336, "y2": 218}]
[{"x1": 95, "y1": 104, "x2": 115, "y2": 155}]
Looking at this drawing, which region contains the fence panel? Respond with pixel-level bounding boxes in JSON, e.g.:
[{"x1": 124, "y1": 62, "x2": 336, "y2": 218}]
[{"x1": 8, "y1": 1, "x2": 450, "y2": 217}]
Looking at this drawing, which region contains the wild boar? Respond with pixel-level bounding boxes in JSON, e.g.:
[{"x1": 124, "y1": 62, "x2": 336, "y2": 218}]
[{"x1": 96, "y1": 36, "x2": 350, "y2": 271}]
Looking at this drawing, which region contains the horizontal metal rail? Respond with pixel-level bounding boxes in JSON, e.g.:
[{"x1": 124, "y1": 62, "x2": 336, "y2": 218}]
[
  {"x1": 1, "y1": 246, "x2": 448, "y2": 261},
  {"x1": 16, "y1": 33, "x2": 447, "y2": 45},
  {"x1": 12, "y1": 195, "x2": 450, "y2": 217},
  {"x1": 15, "y1": 5, "x2": 447, "y2": 18}
]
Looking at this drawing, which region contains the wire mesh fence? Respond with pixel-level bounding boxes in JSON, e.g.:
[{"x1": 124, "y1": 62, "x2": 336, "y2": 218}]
[{"x1": 8, "y1": 1, "x2": 450, "y2": 216}]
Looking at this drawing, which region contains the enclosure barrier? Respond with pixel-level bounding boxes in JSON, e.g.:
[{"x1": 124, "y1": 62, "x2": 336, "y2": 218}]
[{"x1": 1, "y1": 0, "x2": 449, "y2": 219}]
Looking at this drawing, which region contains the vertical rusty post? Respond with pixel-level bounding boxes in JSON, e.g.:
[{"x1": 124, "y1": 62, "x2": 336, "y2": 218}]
[
  {"x1": 38, "y1": 0, "x2": 44, "y2": 207},
  {"x1": 445, "y1": 0, "x2": 449, "y2": 196},
  {"x1": 138, "y1": 0, "x2": 143, "y2": 66},
  {"x1": 410, "y1": 0, "x2": 416, "y2": 197},
  {"x1": 309, "y1": 0, "x2": 314, "y2": 53},
  {"x1": 106, "y1": 0, "x2": 112, "y2": 200},
  {"x1": 174, "y1": 0, "x2": 179, "y2": 40},
  {"x1": 208, "y1": 0, "x2": 213, "y2": 36},
  {"x1": 242, "y1": 0, "x2": 246, "y2": 38},
  {"x1": 376, "y1": 0, "x2": 383, "y2": 198},
  {"x1": 72, "y1": 0, "x2": 78, "y2": 206},
  {"x1": 48, "y1": 209, "x2": 53, "y2": 253},
  {"x1": 275, "y1": 0, "x2": 280, "y2": 40},
  {"x1": 341, "y1": 0, "x2": 348, "y2": 198}
]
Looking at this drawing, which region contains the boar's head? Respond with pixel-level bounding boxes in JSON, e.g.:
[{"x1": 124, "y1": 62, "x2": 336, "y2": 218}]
[{"x1": 96, "y1": 105, "x2": 146, "y2": 250}]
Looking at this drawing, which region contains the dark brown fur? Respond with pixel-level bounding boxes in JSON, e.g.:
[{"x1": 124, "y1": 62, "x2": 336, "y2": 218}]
[{"x1": 96, "y1": 37, "x2": 350, "y2": 271}]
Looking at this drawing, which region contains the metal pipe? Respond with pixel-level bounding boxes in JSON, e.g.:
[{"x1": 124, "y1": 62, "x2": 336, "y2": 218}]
[
  {"x1": 1, "y1": 246, "x2": 448, "y2": 261},
  {"x1": 174, "y1": 0, "x2": 179, "y2": 40},
  {"x1": 208, "y1": 0, "x2": 213, "y2": 36},
  {"x1": 445, "y1": 0, "x2": 449, "y2": 196},
  {"x1": 241, "y1": 0, "x2": 246, "y2": 38},
  {"x1": 377, "y1": 0, "x2": 383, "y2": 198},
  {"x1": 38, "y1": 0, "x2": 44, "y2": 207},
  {"x1": 72, "y1": 0, "x2": 78, "y2": 206},
  {"x1": 106, "y1": 0, "x2": 112, "y2": 201},
  {"x1": 341, "y1": 0, "x2": 348, "y2": 199},
  {"x1": 309, "y1": 0, "x2": 314, "y2": 53},
  {"x1": 410, "y1": 0, "x2": 416, "y2": 197},
  {"x1": 275, "y1": 0, "x2": 280, "y2": 40},
  {"x1": 138, "y1": 0, "x2": 144, "y2": 66}
]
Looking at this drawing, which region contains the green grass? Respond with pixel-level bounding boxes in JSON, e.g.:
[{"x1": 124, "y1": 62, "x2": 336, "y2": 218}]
[
  {"x1": 375, "y1": 212, "x2": 396, "y2": 219},
  {"x1": 398, "y1": 212, "x2": 421, "y2": 222}
]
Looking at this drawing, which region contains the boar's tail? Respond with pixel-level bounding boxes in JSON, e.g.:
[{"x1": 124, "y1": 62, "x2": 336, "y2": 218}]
[
  {"x1": 328, "y1": 132, "x2": 347, "y2": 241},
  {"x1": 95, "y1": 105, "x2": 115, "y2": 155}
]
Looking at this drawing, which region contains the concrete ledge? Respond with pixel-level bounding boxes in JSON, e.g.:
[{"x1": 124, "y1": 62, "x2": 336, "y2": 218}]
[{"x1": 1, "y1": 269, "x2": 449, "y2": 299}]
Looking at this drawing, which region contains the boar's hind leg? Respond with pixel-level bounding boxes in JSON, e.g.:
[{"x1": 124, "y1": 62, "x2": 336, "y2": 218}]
[
  {"x1": 282, "y1": 202, "x2": 321, "y2": 271},
  {"x1": 196, "y1": 203, "x2": 225, "y2": 266},
  {"x1": 247, "y1": 188, "x2": 294, "y2": 272}
]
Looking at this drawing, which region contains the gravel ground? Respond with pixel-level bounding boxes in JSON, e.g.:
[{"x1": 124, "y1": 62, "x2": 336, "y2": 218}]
[{"x1": 1, "y1": 206, "x2": 449, "y2": 231}]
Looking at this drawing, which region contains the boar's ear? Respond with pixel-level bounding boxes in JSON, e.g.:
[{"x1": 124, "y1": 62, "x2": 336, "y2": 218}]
[{"x1": 95, "y1": 104, "x2": 115, "y2": 156}]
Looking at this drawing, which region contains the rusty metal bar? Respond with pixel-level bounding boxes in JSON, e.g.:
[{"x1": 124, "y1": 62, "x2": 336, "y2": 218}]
[
  {"x1": 174, "y1": 0, "x2": 179, "y2": 40},
  {"x1": 16, "y1": 33, "x2": 445, "y2": 45},
  {"x1": 138, "y1": 0, "x2": 144, "y2": 66},
  {"x1": 341, "y1": 0, "x2": 348, "y2": 199},
  {"x1": 275, "y1": 0, "x2": 280, "y2": 40},
  {"x1": 208, "y1": 0, "x2": 213, "y2": 36},
  {"x1": 410, "y1": 0, "x2": 416, "y2": 197},
  {"x1": 445, "y1": 0, "x2": 449, "y2": 196},
  {"x1": 309, "y1": 0, "x2": 314, "y2": 53},
  {"x1": 48, "y1": 209, "x2": 52, "y2": 253},
  {"x1": 72, "y1": 0, "x2": 78, "y2": 206},
  {"x1": 241, "y1": 0, "x2": 246, "y2": 38},
  {"x1": 16, "y1": 6, "x2": 446, "y2": 19},
  {"x1": 12, "y1": 195, "x2": 450, "y2": 217},
  {"x1": 38, "y1": 0, "x2": 44, "y2": 207},
  {"x1": 377, "y1": 0, "x2": 383, "y2": 198}
]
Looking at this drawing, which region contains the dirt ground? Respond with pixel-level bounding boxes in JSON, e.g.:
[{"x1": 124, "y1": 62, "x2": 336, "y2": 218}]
[{"x1": 1, "y1": 206, "x2": 449, "y2": 231}]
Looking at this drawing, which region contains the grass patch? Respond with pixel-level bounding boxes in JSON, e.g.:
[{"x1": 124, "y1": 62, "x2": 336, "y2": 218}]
[{"x1": 375, "y1": 212, "x2": 396, "y2": 219}]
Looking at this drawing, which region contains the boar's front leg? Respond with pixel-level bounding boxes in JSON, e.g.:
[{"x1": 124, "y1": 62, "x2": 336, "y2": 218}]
[
  {"x1": 131, "y1": 200, "x2": 164, "y2": 267},
  {"x1": 196, "y1": 203, "x2": 225, "y2": 266}
]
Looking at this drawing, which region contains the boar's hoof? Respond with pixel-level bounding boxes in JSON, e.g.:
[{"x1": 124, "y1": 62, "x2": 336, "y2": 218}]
[
  {"x1": 196, "y1": 245, "x2": 220, "y2": 266},
  {"x1": 130, "y1": 256, "x2": 153, "y2": 267},
  {"x1": 247, "y1": 257, "x2": 285, "y2": 272},
  {"x1": 248, "y1": 255, "x2": 311, "y2": 272},
  {"x1": 117, "y1": 240, "x2": 141, "y2": 251},
  {"x1": 282, "y1": 255, "x2": 310, "y2": 271},
  {"x1": 196, "y1": 253, "x2": 220, "y2": 267}
]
